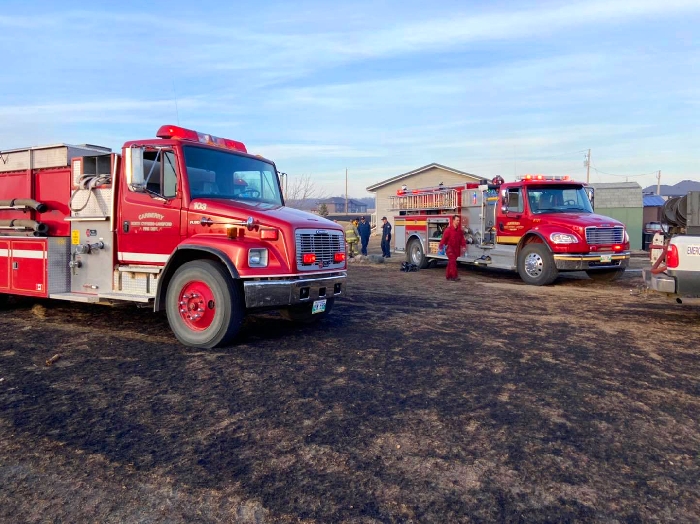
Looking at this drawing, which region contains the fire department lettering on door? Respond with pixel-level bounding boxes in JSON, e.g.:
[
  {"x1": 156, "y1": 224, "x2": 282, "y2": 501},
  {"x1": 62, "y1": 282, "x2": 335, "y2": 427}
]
[{"x1": 131, "y1": 213, "x2": 173, "y2": 232}]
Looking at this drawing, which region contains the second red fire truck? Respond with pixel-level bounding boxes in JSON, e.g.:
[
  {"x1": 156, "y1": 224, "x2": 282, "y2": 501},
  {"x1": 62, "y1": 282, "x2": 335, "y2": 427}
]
[
  {"x1": 0, "y1": 125, "x2": 347, "y2": 348},
  {"x1": 393, "y1": 175, "x2": 631, "y2": 285}
]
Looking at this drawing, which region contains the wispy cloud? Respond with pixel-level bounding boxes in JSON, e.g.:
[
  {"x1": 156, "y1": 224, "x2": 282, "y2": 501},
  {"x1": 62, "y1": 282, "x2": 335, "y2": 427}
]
[{"x1": 0, "y1": 1, "x2": 698, "y2": 196}]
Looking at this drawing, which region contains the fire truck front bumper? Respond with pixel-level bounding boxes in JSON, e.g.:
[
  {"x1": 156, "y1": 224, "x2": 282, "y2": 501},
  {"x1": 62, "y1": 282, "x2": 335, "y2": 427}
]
[
  {"x1": 243, "y1": 272, "x2": 347, "y2": 309},
  {"x1": 553, "y1": 252, "x2": 631, "y2": 271}
]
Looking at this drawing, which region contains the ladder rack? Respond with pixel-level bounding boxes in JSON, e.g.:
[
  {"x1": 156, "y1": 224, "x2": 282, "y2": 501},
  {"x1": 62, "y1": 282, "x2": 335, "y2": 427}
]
[{"x1": 389, "y1": 189, "x2": 458, "y2": 211}]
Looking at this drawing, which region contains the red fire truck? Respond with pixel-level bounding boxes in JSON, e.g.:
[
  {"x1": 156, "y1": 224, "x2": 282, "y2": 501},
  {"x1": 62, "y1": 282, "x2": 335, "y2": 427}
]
[
  {"x1": 393, "y1": 175, "x2": 631, "y2": 285},
  {"x1": 0, "y1": 125, "x2": 346, "y2": 348}
]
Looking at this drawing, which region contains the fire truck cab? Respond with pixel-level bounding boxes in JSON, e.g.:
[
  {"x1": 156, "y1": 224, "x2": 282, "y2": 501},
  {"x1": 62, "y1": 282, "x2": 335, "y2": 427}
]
[
  {"x1": 0, "y1": 125, "x2": 346, "y2": 348},
  {"x1": 393, "y1": 175, "x2": 631, "y2": 285}
]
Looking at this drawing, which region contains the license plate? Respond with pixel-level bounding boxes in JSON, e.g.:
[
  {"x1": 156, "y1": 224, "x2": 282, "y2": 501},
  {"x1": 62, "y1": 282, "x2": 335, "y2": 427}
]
[
  {"x1": 600, "y1": 254, "x2": 612, "y2": 263},
  {"x1": 311, "y1": 299, "x2": 327, "y2": 314}
]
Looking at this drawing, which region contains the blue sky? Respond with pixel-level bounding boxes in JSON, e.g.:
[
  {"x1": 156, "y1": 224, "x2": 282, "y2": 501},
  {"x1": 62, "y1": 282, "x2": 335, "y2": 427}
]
[{"x1": 0, "y1": 0, "x2": 698, "y2": 197}]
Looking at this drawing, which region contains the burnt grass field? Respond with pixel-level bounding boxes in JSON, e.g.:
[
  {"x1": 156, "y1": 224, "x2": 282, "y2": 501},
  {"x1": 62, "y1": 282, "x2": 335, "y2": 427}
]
[{"x1": 0, "y1": 253, "x2": 699, "y2": 523}]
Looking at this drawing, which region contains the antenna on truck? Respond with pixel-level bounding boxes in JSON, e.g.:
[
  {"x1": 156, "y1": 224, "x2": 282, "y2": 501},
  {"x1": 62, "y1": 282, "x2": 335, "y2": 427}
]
[{"x1": 172, "y1": 80, "x2": 181, "y2": 126}]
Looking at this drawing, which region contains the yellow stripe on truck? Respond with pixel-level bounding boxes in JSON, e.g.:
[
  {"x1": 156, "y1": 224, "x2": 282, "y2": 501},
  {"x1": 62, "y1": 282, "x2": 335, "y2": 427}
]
[
  {"x1": 395, "y1": 220, "x2": 427, "y2": 226},
  {"x1": 496, "y1": 235, "x2": 522, "y2": 245}
]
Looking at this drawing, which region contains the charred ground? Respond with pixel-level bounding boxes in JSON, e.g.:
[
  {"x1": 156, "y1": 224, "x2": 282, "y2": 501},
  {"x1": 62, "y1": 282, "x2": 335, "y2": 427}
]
[{"x1": 0, "y1": 256, "x2": 698, "y2": 523}]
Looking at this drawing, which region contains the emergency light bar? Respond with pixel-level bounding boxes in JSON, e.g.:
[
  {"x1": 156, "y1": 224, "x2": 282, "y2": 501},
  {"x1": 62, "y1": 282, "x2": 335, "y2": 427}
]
[
  {"x1": 517, "y1": 174, "x2": 572, "y2": 181},
  {"x1": 396, "y1": 183, "x2": 448, "y2": 196},
  {"x1": 156, "y1": 125, "x2": 247, "y2": 153}
]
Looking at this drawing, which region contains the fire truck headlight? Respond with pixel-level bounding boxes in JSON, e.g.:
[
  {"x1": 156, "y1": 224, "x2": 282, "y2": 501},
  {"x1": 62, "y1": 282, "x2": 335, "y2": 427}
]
[
  {"x1": 549, "y1": 232, "x2": 579, "y2": 244},
  {"x1": 248, "y1": 248, "x2": 268, "y2": 267}
]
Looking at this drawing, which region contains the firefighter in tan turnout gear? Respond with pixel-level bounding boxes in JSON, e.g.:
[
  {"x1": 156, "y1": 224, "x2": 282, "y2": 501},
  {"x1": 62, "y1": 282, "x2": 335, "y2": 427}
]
[{"x1": 345, "y1": 219, "x2": 360, "y2": 258}]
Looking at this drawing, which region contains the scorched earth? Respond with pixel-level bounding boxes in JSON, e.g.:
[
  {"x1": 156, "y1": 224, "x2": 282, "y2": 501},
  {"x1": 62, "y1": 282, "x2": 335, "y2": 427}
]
[{"x1": 0, "y1": 258, "x2": 698, "y2": 523}]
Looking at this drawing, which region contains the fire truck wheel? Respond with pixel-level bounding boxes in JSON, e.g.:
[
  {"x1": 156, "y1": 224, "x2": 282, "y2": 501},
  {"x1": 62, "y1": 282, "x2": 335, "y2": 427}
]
[
  {"x1": 586, "y1": 268, "x2": 625, "y2": 282},
  {"x1": 518, "y1": 243, "x2": 558, "y2": 286},
  {"x1": 0, "y1": 294, "x2": 8, "y2": 308},
  {"x1": 407, "y1": 239, "x2": 429, "y2": 269},
  {"x1": 281, "y1": 298, "x2": 335, "y2": 323},
  {"x1": 165, "y1": 260, "x2": 244, "y2": 349}
]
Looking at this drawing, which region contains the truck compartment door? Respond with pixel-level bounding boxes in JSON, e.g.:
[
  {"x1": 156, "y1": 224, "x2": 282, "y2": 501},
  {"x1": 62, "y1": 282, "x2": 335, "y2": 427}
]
[
  {"x1": 10, "y1": 240, "x2": 47, "y2": 296},
  {"x1": 394, "y1": 223, "x2": 406, "y2": 251},
  {"x1": 0, "y1": 240, "x2": 9, "y2": 290}
]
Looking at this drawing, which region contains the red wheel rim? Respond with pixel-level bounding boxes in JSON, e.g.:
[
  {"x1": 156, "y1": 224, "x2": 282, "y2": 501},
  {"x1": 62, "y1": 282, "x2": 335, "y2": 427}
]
[{"x1": 178, "y1": 280, "x2": 216, "y2": 331}]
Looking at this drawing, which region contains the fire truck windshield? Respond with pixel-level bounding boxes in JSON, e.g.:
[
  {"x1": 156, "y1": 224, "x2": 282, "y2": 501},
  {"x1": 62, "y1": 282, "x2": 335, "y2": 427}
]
[
  {"x1": 183, "y1": 146, "x2": 282, "y2": 205},
  {"x1": 526, "y1": 185, "x2": 593, "y2": 214}
]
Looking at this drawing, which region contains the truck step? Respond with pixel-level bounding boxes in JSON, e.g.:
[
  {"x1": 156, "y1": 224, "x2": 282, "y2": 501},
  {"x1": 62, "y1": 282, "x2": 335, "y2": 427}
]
[
  {"x1": 98, "y1": 292, "x2": 153, "y2": 303},
  {"x1": 49, "y1": 292, "x2": 100, "y2": 303}
]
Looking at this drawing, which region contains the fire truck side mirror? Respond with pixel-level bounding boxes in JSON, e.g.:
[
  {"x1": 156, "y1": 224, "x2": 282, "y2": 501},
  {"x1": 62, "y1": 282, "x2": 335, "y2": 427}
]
[
  {"x1": 585, "y1": 187, "x2": 595, "y2": 209},
  {"x1": 125, "y1": 147, "x2": 146, "y2": 192}
]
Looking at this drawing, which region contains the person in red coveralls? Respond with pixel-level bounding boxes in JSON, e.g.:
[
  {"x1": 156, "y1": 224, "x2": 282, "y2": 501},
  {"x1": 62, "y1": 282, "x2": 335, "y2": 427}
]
[{"x1": 439, "y1": 215, "x2": 466, "y2": 281}]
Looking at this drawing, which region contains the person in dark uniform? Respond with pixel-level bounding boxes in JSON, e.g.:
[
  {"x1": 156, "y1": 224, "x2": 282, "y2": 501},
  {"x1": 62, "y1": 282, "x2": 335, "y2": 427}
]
[
  {"x1": 381, "y1": 216, "x2": 392, "y2": 258},
  {"x1": 357, "y1": 216, "x2": 371, "y2": 256}
]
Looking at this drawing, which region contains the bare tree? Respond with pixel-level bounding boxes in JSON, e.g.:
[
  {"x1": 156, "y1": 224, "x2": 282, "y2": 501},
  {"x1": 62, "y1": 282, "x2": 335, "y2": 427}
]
[{"x1": 285, "y1": 174, "x2": 328, "y2": 210}]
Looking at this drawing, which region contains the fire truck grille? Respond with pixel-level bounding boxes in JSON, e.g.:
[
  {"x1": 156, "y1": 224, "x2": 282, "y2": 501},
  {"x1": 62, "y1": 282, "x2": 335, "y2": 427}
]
[
  {"x1": 295, "y1": 229, "x2": 345, "y2": 271},
  {"x1": 585, "y1": 226, "x2": 624, "y2": 245}
]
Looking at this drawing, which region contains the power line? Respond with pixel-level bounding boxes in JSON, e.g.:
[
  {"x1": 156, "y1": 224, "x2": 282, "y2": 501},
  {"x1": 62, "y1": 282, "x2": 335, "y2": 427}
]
[{"x1": 590, "y1": 161, "x2": 657, "y2": 178}]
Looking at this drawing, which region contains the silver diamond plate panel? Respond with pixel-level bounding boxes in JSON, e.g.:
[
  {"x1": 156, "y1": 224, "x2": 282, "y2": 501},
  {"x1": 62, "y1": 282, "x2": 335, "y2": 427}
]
[
  {"x1": 113, "y1": 268, "x2": 157, "y2": 297},
  {"x1": 70, "y1": 188, "x2": 112, "y2": 217},
  {"x1": 47, "y1": 237, "x2": 70, "y2": 294},
  {"x1": 72, "y1": 160, "x2": 82, "y2": 186}
]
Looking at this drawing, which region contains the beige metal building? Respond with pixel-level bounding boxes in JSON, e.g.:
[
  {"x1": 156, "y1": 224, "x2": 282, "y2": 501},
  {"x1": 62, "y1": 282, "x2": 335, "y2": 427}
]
[{"x1": 366, "y1": 163, "x2": 481, "y2": 233}]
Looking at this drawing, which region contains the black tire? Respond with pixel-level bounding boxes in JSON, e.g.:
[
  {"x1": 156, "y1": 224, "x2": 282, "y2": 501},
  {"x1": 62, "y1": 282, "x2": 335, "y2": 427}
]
[
  {"x1": 517, "y1": 243, "x2": 558, "y2": 286},
  {"x1": 586, "y1": 268, "x2": 625, "y2": 282},
  {"x1": 0, "y1": 294, "x2": 8, "y2": 308},
  {"x1": 165, "y1": 260, "x2": 244, "y2": 348},
  {"x1": 407, "y1": 238, "x2": 429, "y2": 269},
  {"x1": 281, "y1": 298, "x2": 335, "y2": 323}
]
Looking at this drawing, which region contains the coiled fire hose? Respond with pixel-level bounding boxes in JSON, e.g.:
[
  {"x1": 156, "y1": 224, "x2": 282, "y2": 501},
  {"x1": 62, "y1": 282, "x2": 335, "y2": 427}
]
[{"x1": 69, "y1": 174, "x2": 112, "y2": 212}]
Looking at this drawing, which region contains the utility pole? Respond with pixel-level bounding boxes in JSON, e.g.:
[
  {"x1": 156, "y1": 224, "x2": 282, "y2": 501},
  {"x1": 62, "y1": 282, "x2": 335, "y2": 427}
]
[
  {"x1": 656, "y1": 170, "x2": 661, "y2": 196},
  {"x1": 585, "y1": 149, "x2": 591, "y2": 184},
  {"x1": 345, "y1": 168, "x2": 348, "y2": 213}
]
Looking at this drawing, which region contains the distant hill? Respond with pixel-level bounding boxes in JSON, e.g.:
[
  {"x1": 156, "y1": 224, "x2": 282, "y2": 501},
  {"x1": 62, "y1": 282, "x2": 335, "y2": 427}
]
[
  {"x1": 356, "y1": 197, "x2": 376, "y2": 209},
  {"x1": 643, "y1": 180, "x2": 700, "y2": 197},
  {"x1": 326, "y1": 195, "x2": 375, "y2": 209},
  {"x1": 286, "y1": 196, "x2": 375, "y2": 211}
]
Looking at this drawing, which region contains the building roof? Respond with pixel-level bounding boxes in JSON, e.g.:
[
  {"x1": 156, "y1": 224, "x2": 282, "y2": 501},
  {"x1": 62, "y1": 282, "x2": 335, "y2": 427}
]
[
  {"x1": 590, "y1": 182, "x2": 642, "y2": 190},
  {"x1": 318, "y1": 197, "x2": 366, "y2": 206},
  {"x1": 642, "y1": 180, "x2": 700, "y2": 197},
  {"x1": 643, "y1": 195, "x2": 666, "y2": 207},
  {"x1": 366, "y1": 163, "x2": 479, "y2": 192}
]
